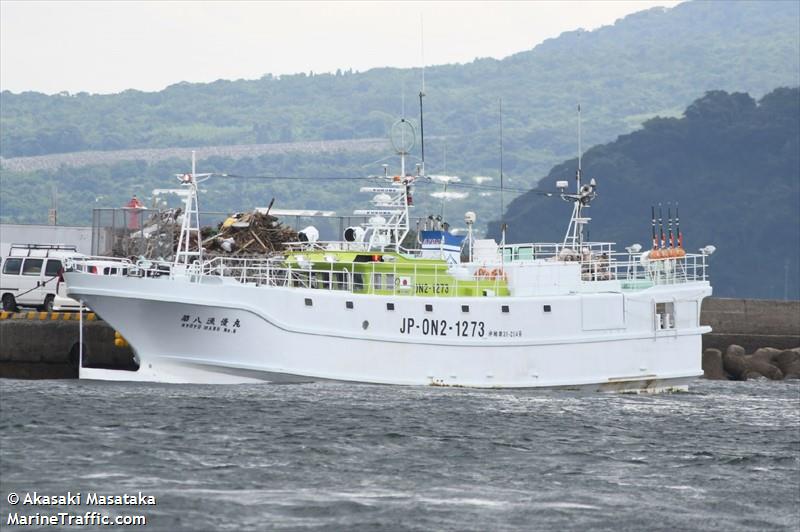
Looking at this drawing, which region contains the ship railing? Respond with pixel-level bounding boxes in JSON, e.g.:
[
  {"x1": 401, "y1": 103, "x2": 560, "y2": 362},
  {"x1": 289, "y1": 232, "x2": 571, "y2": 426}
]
[
  {"x1": 600, "y1": 252, "x2": 710, "y2": 286},
  {"x1": 196, "y1": 255, "x2": 509, "y2": 296},
  {"x1": 283, "y1": 241, "x2": 370, "y2": 252},
  {"x1": 66, "y1": 249, "x2": 709, "y2": 291},
  {"x1": 499, "y1": 242, "x2": 709, "y2": 286},
  {"x1": 64, "y1": 256, "x2": 136, "y2": 274},
  {"x1": 282, "y1": 240, "x2": 425, "y2": 257},
  {"x1": 195, "y1": 251, "x2": 709, "y2": 292},
  {"x1": 66, "y1": 255, "x2": 183, "y2": 279},
  {"x1": 499, "y1": 241, "x2": 616, "y2": 262}
]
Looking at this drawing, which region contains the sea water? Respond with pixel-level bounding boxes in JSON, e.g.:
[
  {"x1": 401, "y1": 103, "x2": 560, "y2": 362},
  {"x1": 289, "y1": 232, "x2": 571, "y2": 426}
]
[{"x1": 1, "y1": 379, "x2": 798, "y2": 531}]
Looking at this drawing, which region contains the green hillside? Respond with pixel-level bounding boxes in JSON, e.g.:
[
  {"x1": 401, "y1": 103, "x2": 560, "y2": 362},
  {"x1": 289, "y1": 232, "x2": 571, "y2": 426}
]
[
  {"x1": 494, "y1": 87, "x2": 800, "y2": 300},
  {"x1": 1, "y1": 0, "x2": 798, "y2": 184}
]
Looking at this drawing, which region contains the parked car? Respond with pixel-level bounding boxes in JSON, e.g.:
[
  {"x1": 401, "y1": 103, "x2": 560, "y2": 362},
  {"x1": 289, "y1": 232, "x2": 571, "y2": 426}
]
[
  {"x1": 0, "y1": 244, "x2": 82, "y2": 311},
  {"x1": 0, "y1": 244, "x2": 130, "y2": 312}
]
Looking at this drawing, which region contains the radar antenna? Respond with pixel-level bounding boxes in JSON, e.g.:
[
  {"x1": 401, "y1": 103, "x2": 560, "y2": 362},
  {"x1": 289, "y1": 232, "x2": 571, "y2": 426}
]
[{"x1": 354, "y1": 119, "x2": 416, "y2": 252}]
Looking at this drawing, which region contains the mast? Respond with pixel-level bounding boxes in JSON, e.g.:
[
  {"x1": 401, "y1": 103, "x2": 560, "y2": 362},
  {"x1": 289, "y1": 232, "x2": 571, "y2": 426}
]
[
  {"x1": 576, "y1": 102, "x2": 582, "y2": 246},
  {"x1": 560, "y1": 29, "x2": 593, "y2": 250},
  {"x1": 576, "y1": 30, "x2": 583, "y2": 207},
  {"x1": 173, "y1": 151, "x2": 212, "y2": 270},
  {"x1": 561, "y1": 103, "x2": 595, "y2": 250}
]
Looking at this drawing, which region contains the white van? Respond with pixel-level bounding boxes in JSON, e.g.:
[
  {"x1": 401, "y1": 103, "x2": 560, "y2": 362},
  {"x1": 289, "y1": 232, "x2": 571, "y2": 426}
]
[{"x1": 0, "y1": 244, "x2": 83, "y2": 312}]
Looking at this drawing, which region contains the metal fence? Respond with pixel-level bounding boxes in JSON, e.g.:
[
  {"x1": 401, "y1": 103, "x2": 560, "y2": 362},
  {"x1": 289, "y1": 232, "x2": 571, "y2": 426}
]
[{"x1": 91, "y1": 207, "x2": 436, "y2": 260}]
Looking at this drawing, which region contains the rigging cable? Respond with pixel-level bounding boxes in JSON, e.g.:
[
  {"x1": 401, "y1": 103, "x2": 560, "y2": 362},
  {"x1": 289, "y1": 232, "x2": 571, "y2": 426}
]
[{"x1": 218, "y1": 172, "x2": 553, "y2": 196}]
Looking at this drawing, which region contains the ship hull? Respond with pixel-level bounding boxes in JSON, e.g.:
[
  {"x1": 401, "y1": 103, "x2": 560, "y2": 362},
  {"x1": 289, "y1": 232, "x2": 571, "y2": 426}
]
[{"x1": 66, "y1": 272, "x2": 711, "y2": 391}]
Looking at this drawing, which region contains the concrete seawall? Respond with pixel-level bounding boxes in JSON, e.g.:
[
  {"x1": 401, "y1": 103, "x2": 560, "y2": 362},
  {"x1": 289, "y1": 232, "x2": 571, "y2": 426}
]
[
  {"x1": 701, "y1": 298, "x2": 800, "y2": 352},
  {"x1": 0, "y1": 298, "x2": 797, "y2": 380}
]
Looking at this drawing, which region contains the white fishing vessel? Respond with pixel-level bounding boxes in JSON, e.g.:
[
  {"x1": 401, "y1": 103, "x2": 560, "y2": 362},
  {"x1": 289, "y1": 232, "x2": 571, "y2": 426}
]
[{"x1": 65, "y1": 119, "x2": 713, "y2": 391}]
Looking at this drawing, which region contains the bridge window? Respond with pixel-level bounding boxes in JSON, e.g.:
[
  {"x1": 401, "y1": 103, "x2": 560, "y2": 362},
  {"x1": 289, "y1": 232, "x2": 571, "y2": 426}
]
[
  {"x1": 425, "y1": 304, "x2": 433, "y2": 312},
  {"x1": 655, "y1": 302, "x2": 675, "y2": 330},
  {"x1": 543, "y1": 305, "x2": 551, "y2": 313},
  {"x1": 386, "y1": 303, "x2": 395, "y2": 311},
  {"x1": 373, "y1": 272, "x2": 382, "y2": 291},
  {"x1": 304, "y1": 298, "x2": 313, "y2": 307},
  {"x1": 501, "y1": 305, "x2": 510, "y2": 313},
  {"x1": 346, "y1": 301, "x2": 354, "y2": 309},
  {"x1": 461, "y1": 305, "x2": 470, "y2": 313}
]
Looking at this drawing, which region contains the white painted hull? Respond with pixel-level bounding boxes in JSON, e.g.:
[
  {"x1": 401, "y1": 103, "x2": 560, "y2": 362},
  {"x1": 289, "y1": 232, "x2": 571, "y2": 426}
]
[{"x1": 66, "y1": 272, "x2": 711, "y2": 391}]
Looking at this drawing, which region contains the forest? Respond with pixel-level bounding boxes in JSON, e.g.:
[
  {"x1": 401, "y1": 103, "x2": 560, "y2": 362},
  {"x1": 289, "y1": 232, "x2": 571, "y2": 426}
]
[{"x1": 494, "y1": 87, "x2": 800, "y2": 300}]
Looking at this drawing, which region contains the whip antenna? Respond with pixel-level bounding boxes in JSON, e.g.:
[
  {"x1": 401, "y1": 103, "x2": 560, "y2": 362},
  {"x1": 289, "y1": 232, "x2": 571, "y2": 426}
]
[
  {"x1": 668, "y1": 203, "x2": 674, "y2": 249},
  {"x1": 576, "y1": 29, "x2": 583, "y2": 194},
  {"x1": 420, "y1": 13, "x2": 425, "y2": 95},
  {"x1": 651, "y1": 205, "x2": 658, "y2": 250},
  {"x1": 499, "y1": 98, "x2": 506, "y2": 250},
  {"x1": 418, "y1": 13, "x2": 426, "y2": 176},
  {"x1": 577, "y1": 102, "x2": 582, "y2": 190}
]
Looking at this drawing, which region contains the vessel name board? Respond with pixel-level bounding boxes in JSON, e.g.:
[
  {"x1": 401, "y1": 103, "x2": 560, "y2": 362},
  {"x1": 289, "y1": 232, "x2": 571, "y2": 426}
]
[{"x1": 180, "y1": 314, "x2": 241, "y2": 334}]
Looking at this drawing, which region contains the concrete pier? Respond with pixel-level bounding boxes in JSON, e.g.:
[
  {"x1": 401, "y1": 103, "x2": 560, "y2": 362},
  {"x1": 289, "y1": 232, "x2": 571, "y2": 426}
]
[
  {"x1": 0, "y1": 298, "x2": 797, "y2": 380},
  {"x1": 0, "y1": 312, "x2": 136, "y2": 379}
]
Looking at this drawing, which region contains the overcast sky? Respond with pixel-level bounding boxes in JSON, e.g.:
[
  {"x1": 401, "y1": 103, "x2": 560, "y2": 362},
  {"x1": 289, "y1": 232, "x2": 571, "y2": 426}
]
[{"x1": 1, "y1": 0, "x2": 681, "y2": 95}]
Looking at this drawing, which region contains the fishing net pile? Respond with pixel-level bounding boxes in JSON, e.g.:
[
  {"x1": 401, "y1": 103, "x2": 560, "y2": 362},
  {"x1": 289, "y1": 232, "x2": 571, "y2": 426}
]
[
  {"x1": 105, "y1": 207, "x2": 298, "y2": 259},
  {"x1": 199, "y1": 210, "x2": 299, "y2": 256}
]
